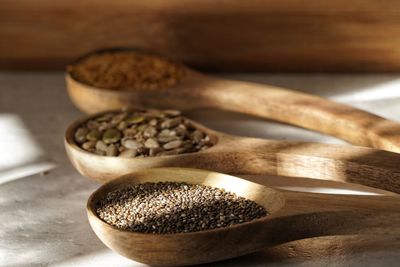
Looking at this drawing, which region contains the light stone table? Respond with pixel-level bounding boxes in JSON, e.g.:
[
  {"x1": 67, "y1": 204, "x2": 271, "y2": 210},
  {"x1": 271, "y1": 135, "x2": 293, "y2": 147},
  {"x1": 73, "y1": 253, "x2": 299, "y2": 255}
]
[{"x1": 1, "y1": 72, "x2": 400, "y2": 267}]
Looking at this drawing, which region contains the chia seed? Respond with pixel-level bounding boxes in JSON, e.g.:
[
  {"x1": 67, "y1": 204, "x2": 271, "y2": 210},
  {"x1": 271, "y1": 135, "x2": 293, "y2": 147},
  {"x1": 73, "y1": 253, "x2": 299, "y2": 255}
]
[{"x1": 96, "y1": 182, "x2": 268, "y2": 234}]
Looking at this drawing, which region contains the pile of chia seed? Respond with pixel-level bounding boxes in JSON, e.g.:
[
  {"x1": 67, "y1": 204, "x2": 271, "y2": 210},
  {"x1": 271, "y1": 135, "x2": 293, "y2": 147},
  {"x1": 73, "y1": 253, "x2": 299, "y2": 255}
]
[{"x1": 96, "y1": 182, "x2": 267, "y2": 234}]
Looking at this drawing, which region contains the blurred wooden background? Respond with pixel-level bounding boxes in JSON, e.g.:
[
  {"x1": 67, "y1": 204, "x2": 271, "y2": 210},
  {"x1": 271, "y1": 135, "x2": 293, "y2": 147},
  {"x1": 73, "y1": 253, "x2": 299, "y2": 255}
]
[{"x1": 1, "y1": 0, "x2": 400, "y2": 71}]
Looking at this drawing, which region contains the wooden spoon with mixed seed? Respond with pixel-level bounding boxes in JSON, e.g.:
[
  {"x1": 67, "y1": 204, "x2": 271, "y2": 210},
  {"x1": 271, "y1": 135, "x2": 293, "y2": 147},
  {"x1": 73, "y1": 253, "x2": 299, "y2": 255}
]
[
  {"x1": 74, "y1": 109, "x2": 212, "y2": 158},
  {"x1": 66, "y1": 108, "x2": 400, "y2": 193}
]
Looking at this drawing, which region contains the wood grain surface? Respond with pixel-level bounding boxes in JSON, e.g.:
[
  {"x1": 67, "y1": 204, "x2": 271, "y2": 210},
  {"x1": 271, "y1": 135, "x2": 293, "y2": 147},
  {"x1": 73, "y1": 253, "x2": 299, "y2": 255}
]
[{"x1": 2, "y1": 1, "x2": 400, "y2": 71}]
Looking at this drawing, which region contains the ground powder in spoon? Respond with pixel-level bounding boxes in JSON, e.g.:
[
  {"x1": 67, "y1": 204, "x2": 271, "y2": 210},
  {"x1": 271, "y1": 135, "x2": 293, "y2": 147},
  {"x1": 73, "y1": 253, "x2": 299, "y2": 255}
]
[
  {"x1": 68, "y1": 51, "x2": 186, "y2": 90},
  {"x1": 96, "y1": 182, "x2": 267, "y2": 234}
]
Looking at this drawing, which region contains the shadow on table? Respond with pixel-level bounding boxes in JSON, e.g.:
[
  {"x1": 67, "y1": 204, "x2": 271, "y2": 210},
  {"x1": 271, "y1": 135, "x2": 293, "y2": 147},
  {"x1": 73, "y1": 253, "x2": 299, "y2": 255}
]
[
  {"x1": 195, "y1": 235, "x2": 400, "y2": 267},
  {"x1": 0, "y1": 167, "x2": 107, "y2": 266}
]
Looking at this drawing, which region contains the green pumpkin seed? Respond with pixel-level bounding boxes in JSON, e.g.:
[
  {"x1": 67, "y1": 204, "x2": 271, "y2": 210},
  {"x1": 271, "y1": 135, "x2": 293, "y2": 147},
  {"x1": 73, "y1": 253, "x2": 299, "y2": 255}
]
[
  {"x1": 86, "y1": 129, "x2": 101, "y2": 141},
  {"x1": 74, "y1": 127, "x2": 88, "y2": 144},
  {"x1": 96, "y1": 115, "x2": 111, "y2": 122},
  {"x1": 117, "y1": 121, "x2": 128, "y2": 130},
  {"x1": 126, "y1": 116, "x2": 144, "y2": 125},
  {"x1": 102, "y1": 128, "x2": 122, "y2": 144}
]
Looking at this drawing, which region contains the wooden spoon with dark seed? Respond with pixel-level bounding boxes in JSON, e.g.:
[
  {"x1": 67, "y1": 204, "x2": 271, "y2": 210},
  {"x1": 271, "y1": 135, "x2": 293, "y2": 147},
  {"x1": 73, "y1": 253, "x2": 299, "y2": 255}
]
[{"x1": 87, "y1": 168, "x2": 400, "y2": 266}]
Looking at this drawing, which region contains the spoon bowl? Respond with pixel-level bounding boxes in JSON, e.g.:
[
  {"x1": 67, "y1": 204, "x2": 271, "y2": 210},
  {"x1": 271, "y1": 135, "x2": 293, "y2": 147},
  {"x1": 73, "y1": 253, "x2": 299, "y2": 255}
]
[
  {"x1": 66, "y1": 109, "x2": 400, "y2": 193},
  {"x1": 66, "y1": 48, "x2": 400, "y2": 153},
  {"x1": 87, "y1": 168, "x2": 400, "y2": 266}
]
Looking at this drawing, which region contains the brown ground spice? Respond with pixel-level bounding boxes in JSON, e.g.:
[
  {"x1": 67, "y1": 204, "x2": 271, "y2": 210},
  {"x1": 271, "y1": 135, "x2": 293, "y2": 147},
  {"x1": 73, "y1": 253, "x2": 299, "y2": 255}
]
[{"x1": 68, "y1": 51, "x2": 186, "y2": 90}]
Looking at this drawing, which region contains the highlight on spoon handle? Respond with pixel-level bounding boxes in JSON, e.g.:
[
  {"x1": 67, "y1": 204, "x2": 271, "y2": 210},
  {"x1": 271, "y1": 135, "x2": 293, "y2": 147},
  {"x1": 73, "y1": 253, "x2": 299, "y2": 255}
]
[
  {"x1": 65, "y1": 133, "x2": 400, "y2": 193},
  {"x1": 202, "y1": 77, "x2": 400, "y2": 153},
  {"x1": 258, "y1": 191, "x2": 400, "y2": 246},
  {"x1": 202, "y1": 137, "x2": 400, "y2": 194}
]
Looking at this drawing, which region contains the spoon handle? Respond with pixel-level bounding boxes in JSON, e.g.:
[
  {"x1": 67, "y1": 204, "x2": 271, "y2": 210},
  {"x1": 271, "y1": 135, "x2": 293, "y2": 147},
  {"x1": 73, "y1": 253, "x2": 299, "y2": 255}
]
[
  {"x1": 261, "y1": 191, "x2": 400, "y2": 246},
  {"x1": 199, "y1": 137, "x2": 400, "y2": 193},
  {"x1": 200, "y1": 76, "x2": 400, "y2": 153}
]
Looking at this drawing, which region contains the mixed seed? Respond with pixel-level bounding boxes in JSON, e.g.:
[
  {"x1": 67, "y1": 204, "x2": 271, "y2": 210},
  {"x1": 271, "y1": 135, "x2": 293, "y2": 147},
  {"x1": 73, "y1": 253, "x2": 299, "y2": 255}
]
[
  {"x1": 68, "y1": 51, "x2": 186, "y2": 90},
  {"x1": 74, "y1": 110, "x2": 213, "y2": 157},
  {"x1": 96, "y1": 182, "x2": 268, "y2": 234}
]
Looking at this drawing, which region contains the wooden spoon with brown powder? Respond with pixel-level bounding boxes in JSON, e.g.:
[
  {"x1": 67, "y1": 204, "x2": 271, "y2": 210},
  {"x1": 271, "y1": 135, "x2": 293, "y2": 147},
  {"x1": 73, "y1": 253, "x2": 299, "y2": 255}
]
[{"x1": 66, "y1": 48, "x2": 400, "y2": 153}]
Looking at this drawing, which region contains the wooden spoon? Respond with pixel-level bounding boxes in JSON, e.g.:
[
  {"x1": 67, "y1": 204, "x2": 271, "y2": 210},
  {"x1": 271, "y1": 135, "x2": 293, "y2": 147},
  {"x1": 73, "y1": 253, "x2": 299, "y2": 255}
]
[
  {"x1": 87, "y1": 168, "x2": 400, "y2": 266},
  {"x1": 65, "y1": 109, "x2": 400, "y2": 193},
  {"x1": 66, "y1": 48, "x2": 400, "y2": 153}
]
